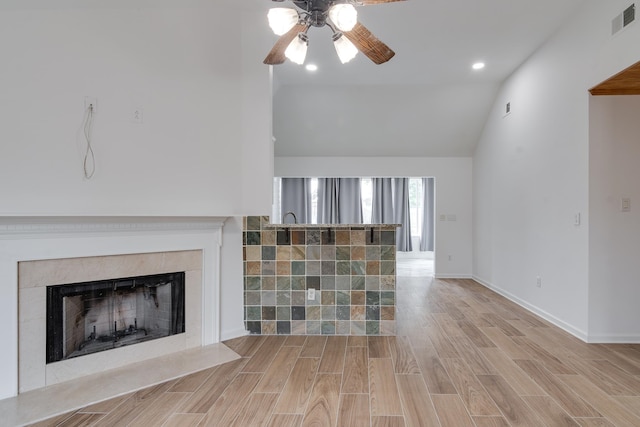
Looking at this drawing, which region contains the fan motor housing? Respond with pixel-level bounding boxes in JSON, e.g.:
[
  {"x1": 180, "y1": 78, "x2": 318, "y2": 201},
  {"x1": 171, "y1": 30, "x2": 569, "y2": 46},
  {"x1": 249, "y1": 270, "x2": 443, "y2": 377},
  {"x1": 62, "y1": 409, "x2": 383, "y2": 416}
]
[
  {"x1": 293, "y1": 0, "x2": 333, "y2": 12},
  {"x1": 293, "y1": 0, "x2": 346, "y2": 27}
]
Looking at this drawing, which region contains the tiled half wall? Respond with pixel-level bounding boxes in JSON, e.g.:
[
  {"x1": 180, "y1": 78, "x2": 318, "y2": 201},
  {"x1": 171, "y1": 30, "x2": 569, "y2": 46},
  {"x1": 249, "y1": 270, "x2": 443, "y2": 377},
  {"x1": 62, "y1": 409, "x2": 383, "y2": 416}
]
[{"x1": 243, "y1": 216, "x2": 396, "y2": 336}]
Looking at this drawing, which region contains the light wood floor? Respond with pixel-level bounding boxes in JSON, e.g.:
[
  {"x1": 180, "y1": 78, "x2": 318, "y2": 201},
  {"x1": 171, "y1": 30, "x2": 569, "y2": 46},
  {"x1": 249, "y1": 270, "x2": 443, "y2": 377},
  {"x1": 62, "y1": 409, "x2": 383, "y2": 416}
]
[{"x1": 29, "y1": 274, "x2": 640, "y2": 426}]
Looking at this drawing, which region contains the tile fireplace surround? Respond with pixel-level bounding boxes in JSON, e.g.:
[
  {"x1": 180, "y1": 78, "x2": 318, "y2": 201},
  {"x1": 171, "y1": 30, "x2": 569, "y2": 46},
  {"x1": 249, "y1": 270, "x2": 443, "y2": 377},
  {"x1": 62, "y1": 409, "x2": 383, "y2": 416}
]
[
  {"x1": 0, "y1": 216, "x2": 227, "y2": 401},
  {"x1": 20, "y1": 250, "x2": 203, "y2": 392}
]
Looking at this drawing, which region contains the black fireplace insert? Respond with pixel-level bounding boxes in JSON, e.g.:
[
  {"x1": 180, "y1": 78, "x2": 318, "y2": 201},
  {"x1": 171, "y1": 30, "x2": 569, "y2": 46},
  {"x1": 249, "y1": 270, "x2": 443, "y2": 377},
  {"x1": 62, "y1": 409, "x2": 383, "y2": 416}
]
[{"x1": 46, "y1": 272, "x2": 185, "y2": 364}]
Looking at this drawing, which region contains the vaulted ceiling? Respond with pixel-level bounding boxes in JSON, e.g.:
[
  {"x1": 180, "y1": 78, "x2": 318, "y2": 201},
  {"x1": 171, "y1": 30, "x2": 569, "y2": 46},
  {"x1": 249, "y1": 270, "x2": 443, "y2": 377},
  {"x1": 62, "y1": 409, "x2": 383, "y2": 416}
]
[
  {"x1": 271, "y1": 0, "x2": 586, "y2": 157},
  {"x1": 1, "y1": 0, "x2": 588, "y2": 158}
]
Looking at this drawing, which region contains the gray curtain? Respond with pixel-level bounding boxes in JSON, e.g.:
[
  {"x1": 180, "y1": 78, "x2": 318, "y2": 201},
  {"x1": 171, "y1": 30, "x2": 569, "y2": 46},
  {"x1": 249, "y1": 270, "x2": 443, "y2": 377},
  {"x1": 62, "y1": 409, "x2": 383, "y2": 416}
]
[
  {"x1": 371, "y1": 178, "x2": 394, "y2": 224},
  {"x1": 420, "y1": 178, "x2": 435, "y2": 251},
  {"x1": 317, "y1": 178, "x2": 339, "y2": 224},
  {"x1": 280, "y1": 178, "x2": 312, "y2": 223},
  {"x1": 394, "y1": 178, "x2": 412, "y2": 251},
  {"x1": 337, "y1": 178, "x2": 363, "y2": 224},
  {"x1": 317, "y1": 178, "x2": 363, "y2": 224}
]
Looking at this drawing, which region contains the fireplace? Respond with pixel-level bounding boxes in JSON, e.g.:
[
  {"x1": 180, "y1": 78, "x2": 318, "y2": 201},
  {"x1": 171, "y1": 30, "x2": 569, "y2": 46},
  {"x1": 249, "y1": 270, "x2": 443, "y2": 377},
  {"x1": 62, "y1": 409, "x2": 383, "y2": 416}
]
[
  {"x1": 19, "y1": 250, "x2": 205, "y2": 392},
  {"x1": 0, "y1": 216, "x2": 230, "y2": 400},
  {"x1": 15, "y1": 245, "x2": 219, "y2": 393},
  {"x1": 46, "y1": 272, "x2": 186, "y2": 363}
]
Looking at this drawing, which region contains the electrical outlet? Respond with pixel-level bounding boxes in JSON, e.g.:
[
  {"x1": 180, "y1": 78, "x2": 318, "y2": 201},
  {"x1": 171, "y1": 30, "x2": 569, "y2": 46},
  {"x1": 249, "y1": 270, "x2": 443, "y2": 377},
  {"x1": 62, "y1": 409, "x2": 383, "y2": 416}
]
[
  {"x1": 536, "y1": 277, "x2": 542, "y2": 288},
  {"x1": 307, "y1": 288, "x2": 316, "y2": 300}
]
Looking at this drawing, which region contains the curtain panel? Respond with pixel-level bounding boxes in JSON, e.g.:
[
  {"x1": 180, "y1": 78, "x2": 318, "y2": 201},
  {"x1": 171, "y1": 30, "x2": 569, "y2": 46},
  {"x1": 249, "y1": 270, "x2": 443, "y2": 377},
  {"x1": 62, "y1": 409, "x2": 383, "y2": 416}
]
[
  {"x1": 280, "y1": 178, "x2": 312, "y2": 223},
  {"x1": 316, "y1": 178, "x2": 339, "y2": 224},
  {"x1": 371, "y1": 178, "x2": 394, "y2": 224},
  {"x1": 393, "y1": 178, "x2": 412, "y2": 251},
  {"x1": 317, "y1": 178, "x2": 363, "y2": 224},
  {"x1": 337, "y1": 178, "x2": 363, "y2": 224},
  {"x1": 420, "y1": 178, "x2": 435, "y2": 251}
]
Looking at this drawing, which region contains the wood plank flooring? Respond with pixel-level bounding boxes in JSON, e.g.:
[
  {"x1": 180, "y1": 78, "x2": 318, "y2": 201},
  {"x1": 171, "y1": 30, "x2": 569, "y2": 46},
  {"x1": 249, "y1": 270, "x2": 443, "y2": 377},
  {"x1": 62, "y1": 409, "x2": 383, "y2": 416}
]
[{"x1": 29, "y1": 275, "x2": 640, "y2": 427}]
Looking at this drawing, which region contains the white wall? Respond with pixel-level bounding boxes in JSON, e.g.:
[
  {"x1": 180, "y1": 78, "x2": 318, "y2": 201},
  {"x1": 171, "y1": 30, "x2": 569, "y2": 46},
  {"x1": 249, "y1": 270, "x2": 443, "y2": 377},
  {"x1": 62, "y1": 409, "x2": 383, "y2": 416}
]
[
  {"x1": 589, "y1": 95, "x2": 640, "y2": 342},
  {"x1": 240, "y1": 2, "x2": 276, "y2": 215},
  {"x1": 0, "y1": 0, "x2": 272, "y2": 217},
  {"x1": 0, "y1": 1, "x2": 276, "y2": 390},
  {"x1": 473, "y1": 0, "x2": 640, "y2": 340},
  {"x1": 273, "y1": 84, "x2": 497, "y2": 157},
  {"x1": 219, "y1": 216, "x2": 247, "y2": 340},
  {"x1": 275, "y1": 157, "x2": 473, "y2": 278}
]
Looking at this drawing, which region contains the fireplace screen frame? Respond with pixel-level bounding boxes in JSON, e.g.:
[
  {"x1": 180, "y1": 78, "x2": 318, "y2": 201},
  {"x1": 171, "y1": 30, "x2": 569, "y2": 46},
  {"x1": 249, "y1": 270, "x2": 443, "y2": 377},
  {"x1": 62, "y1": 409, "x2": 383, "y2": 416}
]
[{"x1": 46, "y1": 271, "x2": 186, "y2": 364}]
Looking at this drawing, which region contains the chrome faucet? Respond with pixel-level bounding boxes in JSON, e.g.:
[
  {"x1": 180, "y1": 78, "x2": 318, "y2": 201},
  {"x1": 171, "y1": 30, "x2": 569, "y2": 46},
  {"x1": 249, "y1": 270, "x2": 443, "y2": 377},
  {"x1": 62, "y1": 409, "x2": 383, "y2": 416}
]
[{"x1": 282, "y1": 211, "x2": 298, "y2": 224}]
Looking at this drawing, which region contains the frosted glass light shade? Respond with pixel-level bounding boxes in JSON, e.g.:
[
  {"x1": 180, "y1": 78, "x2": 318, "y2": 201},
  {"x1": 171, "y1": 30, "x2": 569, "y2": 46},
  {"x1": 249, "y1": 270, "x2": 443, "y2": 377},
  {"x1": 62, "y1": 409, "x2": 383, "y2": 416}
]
[
  {"x1": 285, "y1": 33, "x2": 309, "y2": 65},
  {"x1": 329, "y1": 4, "x2": 358, "y2": 31},
  {"x1": 268, "y1": 8, "x2": 299, "y2": 35},
  {"x1": 333, "y1": 33, "x2": 358, "y2": 64}
]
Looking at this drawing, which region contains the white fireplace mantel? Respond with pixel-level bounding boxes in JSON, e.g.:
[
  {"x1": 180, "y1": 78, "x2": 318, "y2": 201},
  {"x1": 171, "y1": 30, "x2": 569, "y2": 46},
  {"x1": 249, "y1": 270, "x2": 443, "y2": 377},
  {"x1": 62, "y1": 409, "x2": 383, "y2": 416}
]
[
  {"x1": 0, "y1": 216, "x2": 229, "y2": 400},
  {"x1": 0, "y1": 216, "x2": 227, "y2": 236}
]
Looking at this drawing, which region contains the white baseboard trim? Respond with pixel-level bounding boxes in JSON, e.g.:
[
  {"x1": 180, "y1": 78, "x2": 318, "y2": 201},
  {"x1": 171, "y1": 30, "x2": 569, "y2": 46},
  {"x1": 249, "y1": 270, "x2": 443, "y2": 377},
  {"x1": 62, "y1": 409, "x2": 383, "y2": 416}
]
[
  {"x1": 586, "y1": 334, "x2": 640, "y2": 344},
  {"x1": 435, "y1": 274, "x2": 473, "y2": 279},
  {"x1": 471, "y1": 275, "x2": 589, "y2": 343},
  {"x1": 220, "y1": 328, "x2": 249, "y2": 342}
]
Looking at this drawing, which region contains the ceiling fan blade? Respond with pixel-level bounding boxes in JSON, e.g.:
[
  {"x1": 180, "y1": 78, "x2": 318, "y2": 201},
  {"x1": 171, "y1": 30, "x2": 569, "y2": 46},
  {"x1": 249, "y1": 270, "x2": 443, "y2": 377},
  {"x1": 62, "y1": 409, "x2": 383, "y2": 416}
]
[
  {"x1": 355, "y1": 0, "x2": 406, "y2": 4},
  {"x1": 264, "y1": 23, "x2": 308, "y2": 65},
  {"x1": 343, "y1": 22, "x2": 395, "y2": 65}
]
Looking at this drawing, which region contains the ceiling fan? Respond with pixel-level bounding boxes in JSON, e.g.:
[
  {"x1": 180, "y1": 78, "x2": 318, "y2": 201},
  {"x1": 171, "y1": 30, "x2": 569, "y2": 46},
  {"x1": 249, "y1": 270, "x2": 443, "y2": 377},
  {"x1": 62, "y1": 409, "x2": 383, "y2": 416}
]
[{"x1": 264, "y1": 0, "x2": 405, "y2": 66}]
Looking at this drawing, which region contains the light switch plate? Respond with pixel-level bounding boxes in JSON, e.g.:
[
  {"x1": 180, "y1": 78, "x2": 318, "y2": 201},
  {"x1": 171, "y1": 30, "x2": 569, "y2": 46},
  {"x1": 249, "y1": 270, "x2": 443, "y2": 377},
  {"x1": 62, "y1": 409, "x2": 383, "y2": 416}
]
[{"x1": 622, "y1": 198, "x2": 631, "y2": 212}]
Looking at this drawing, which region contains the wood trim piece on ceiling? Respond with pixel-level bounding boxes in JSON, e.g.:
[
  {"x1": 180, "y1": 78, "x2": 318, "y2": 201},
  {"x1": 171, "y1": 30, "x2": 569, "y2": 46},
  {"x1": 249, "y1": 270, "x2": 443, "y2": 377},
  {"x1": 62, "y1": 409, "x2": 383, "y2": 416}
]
[{"x1": 590, "y1": 60, "x2": 640, "y2": 96}]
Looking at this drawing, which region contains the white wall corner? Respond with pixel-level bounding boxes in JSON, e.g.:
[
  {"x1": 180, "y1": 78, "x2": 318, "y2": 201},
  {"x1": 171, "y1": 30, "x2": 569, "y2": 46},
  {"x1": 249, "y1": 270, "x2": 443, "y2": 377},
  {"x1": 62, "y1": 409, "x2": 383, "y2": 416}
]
[
  {"x1": 472, "y1": 276, "x2": 590, "y2": 343},
  {"x1": 219, "y1": 217, "x2": 248, "y2": 341}
]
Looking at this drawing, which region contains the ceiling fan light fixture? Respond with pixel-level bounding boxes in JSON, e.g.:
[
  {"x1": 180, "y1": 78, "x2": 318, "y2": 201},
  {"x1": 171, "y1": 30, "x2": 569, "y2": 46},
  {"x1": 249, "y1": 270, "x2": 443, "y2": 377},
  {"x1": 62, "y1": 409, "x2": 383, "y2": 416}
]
[
  {"x1": 268, "y1": 8, "x2": 299, "y2": 35},
  {"x1": 285, "y1": 32, "x2": 309, "y2": 65},
  {"x1": 329, "y1": 4, "x2": 358, "y2": 32},
  {"x1": 333, "y1": 32, "x2": 358, "y2": 64},
  {"x1": 263, "y1": 0, "x2": 397, "y2": 66}
]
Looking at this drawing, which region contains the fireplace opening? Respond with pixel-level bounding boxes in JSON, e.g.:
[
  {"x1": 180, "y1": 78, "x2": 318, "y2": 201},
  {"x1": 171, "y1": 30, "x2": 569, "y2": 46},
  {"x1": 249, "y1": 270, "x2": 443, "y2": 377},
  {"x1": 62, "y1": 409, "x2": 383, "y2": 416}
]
[{"x1": 46, "y1": 272, "x2": 185, "y2": 364}]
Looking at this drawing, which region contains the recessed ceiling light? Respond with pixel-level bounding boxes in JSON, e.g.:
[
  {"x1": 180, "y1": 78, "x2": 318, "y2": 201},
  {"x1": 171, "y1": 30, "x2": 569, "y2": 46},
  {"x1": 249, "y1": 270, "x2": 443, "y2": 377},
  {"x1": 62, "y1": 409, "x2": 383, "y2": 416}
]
[
  {"x1": 472, "y1": 62, "x2": 485, "y2": 70},
  {"x1": 306, "y1": 64, "x2": 318, "y2": 72}
]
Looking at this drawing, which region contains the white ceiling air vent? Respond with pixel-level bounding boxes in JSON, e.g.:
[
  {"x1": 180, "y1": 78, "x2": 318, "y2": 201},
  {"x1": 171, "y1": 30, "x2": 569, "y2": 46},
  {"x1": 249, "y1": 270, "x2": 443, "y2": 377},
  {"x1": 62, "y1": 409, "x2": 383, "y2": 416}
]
[{"x1": 612, "y1": 3, "x2": 636, "y2": 35}]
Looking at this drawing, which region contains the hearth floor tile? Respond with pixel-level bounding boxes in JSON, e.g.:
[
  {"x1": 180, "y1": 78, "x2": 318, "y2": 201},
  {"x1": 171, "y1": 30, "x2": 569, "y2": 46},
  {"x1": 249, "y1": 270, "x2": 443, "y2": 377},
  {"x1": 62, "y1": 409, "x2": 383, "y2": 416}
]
[{"x1": 0, "y1": 343, "x2": 240, "y2": 427}]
